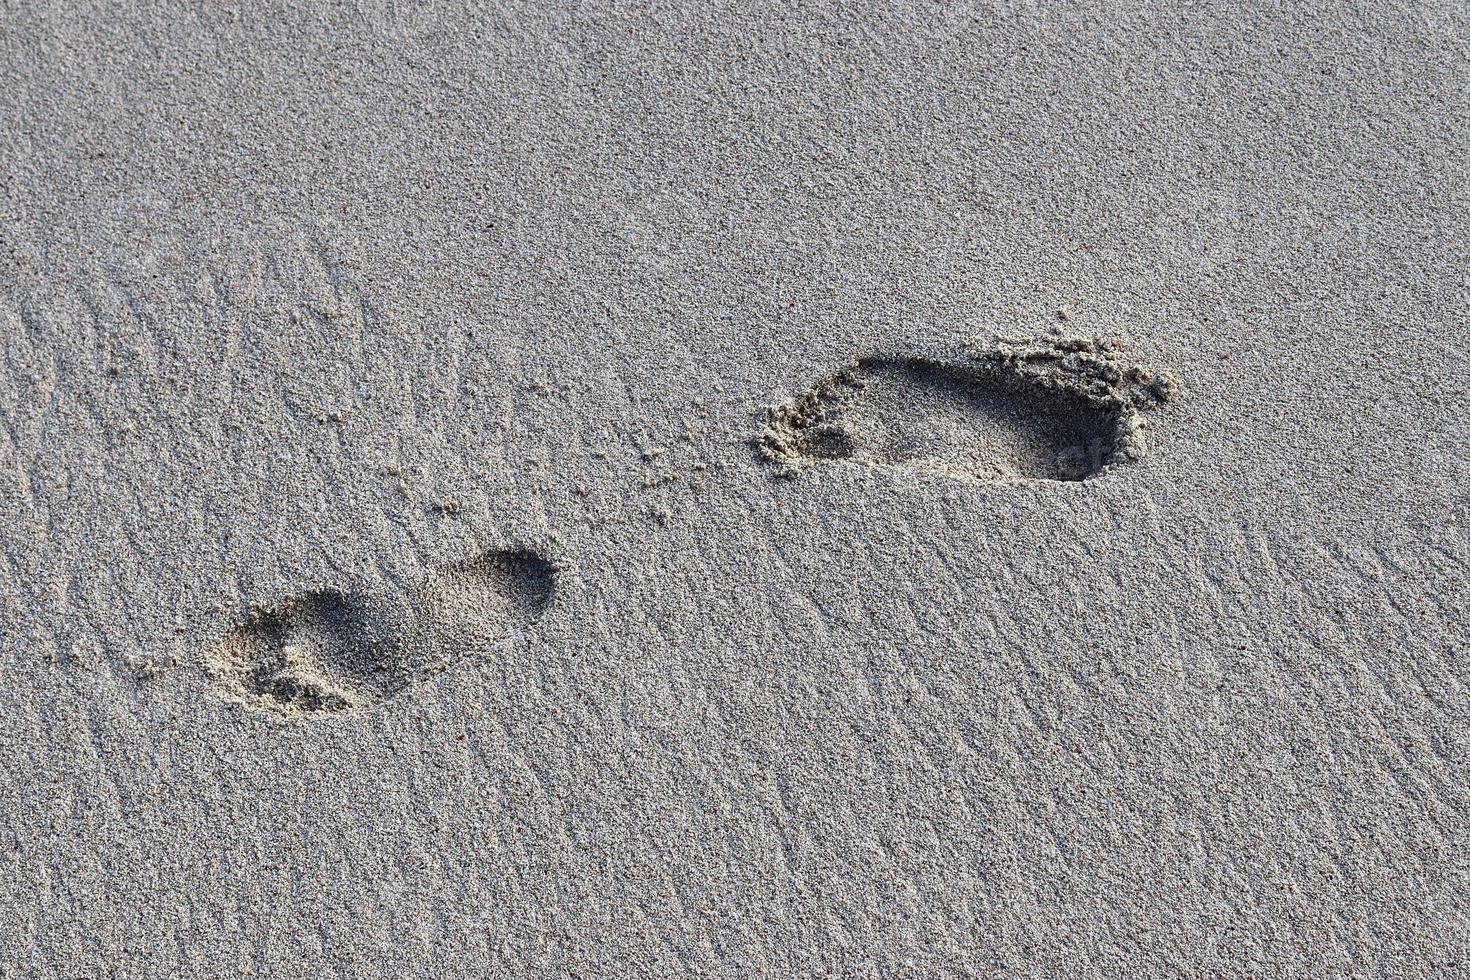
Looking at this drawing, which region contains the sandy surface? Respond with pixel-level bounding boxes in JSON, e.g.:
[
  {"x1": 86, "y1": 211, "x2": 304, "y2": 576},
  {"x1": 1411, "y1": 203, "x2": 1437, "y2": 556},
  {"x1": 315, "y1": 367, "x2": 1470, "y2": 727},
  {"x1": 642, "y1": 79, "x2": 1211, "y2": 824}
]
[{"x1": 1, "y1": 2, "x2": 1467, "y2": 976}]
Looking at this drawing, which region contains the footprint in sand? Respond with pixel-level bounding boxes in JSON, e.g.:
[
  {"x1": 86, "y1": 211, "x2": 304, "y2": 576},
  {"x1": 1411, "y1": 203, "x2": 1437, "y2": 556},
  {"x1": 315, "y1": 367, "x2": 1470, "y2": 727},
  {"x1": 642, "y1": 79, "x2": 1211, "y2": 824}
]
[
  {"x1": 207, "y1": 548, "x2": 557, "y2": 719},
  {"x1": 760, "y1": 333, "x2": 1177, "y2": 483}
]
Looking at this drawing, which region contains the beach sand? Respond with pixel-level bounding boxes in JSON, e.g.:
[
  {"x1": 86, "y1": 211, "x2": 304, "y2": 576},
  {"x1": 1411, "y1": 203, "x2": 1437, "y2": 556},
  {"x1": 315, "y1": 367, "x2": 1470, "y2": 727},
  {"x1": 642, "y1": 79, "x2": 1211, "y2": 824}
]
[{"x1": 1, "y1": 3, "x2": 1467, "y2": 976}]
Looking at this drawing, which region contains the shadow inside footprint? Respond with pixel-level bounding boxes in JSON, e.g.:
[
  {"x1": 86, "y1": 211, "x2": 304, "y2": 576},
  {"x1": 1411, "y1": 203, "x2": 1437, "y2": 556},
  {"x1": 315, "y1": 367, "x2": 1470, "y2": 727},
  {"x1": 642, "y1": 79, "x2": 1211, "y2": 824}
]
[
  {"x1": 209, "y1": 588, "x2": 407, "y2": 716},
  {"x1": 761, "y1": 334, "x2": 1176, "y2": 483},
  {"x1": 209, "y1": 548, "x2": 557, "y2": 720}
]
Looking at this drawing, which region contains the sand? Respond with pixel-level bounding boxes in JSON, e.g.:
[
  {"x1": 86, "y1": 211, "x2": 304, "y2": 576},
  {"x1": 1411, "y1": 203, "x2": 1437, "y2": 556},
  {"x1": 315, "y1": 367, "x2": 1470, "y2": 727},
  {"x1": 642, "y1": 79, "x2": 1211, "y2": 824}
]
[{"x1": 1, "y1": 2, "x2": 1467, "y2": 977}]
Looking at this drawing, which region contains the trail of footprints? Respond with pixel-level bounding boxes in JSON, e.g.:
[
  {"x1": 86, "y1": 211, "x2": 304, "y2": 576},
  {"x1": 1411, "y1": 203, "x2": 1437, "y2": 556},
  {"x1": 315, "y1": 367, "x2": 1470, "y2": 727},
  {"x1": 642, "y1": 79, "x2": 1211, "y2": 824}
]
[{"x1": 205, "y1": 332, "x2": 1175, "y2": 720}]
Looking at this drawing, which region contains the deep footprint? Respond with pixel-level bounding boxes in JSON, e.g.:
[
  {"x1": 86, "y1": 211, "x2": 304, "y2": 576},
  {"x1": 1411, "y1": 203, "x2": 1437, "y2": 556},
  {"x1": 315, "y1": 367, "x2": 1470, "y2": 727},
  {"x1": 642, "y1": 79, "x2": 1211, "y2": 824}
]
[
  {"x1": 208, "y1": 548, "x2": 557, "y2": 719},
  {"x1": 760, "y1": 333, "x2": 1176, "y2": 482}
]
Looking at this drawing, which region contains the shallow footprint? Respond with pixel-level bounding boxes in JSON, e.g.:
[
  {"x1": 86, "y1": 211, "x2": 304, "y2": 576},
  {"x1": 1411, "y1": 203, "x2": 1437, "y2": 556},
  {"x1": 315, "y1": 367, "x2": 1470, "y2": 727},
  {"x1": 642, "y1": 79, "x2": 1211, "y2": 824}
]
[
  {"x1": 208, "y1": 548, "x2": 557, "y2": 720},
  {"x1": 418, "y1": 549, "x2": 557, "y2": 644},
  {"x1": 760, "y1": 333, "x2": 1176, "y2": 483}
]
